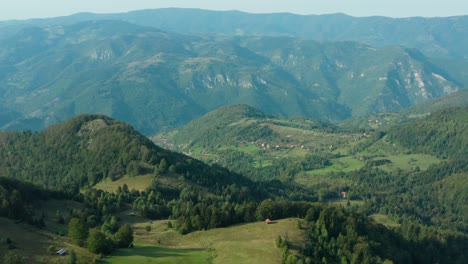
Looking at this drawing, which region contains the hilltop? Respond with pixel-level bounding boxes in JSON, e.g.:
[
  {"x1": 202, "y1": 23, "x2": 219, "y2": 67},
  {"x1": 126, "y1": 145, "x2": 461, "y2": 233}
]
[{"x1": 0, "y1": 114, "x2": 259, "y2": 192}]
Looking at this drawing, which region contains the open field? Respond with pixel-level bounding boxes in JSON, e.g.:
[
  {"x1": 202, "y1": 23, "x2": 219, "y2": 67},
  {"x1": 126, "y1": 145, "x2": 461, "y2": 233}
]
[
  {"x1": 103, "y1": 243, "x2": 212, "y2": 264},
  {"x1": 0, "y1": 217, "x2": 94, "y2": 264},
  {"x1": 118, "y1": 218, "x2": 305, "y2": 264},
  {"x1": 377, "y1": 154, "x2": 440, "y2": 171},
  {"x1": 308, "y1": 156, "x2": 365, "y2": 175},
  {"x1": 296, "y1": 152, "x2": 440, "y2": 186},
  {"x1": 93, "y1": 174, "x2": 154, "y2": 192}
]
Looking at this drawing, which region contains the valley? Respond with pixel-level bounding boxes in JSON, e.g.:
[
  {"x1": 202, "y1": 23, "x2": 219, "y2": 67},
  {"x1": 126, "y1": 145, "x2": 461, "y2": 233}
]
[{"x1": 0, "y1": 7, "x2": 467, "y2": 264}]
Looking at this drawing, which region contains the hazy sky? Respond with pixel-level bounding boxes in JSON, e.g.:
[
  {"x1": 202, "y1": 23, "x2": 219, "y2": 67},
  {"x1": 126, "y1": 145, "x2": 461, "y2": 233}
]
[{"x1": 1, "y1": 0, "x2": 466, "y2": 21}]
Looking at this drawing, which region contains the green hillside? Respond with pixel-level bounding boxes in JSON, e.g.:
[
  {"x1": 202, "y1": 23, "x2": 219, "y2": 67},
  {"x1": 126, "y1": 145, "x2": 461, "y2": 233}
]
[
  {"x1": 0, "y1": 9, "x2": 467, "y2": 264},
  {"x1": 0, "y1": 112, "x2": 466, "y2": 263},
  {"x1": 0, "y1": 114, "x2": 268, "y2": 197},
  {"x1": 340, "y1": 89, "x2": 468, "y2": 130},
  {"x1": 0, "y1": 20, "x2": 463, "y2": 134},
  {"x1": 155, "y1": 105, "x2": 468, "y2": 233}
]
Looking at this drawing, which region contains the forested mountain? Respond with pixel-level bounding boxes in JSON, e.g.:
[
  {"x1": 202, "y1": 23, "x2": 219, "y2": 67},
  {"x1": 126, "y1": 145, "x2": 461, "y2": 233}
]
[
  {"x1": 1, "y1": 8, "x2": 468, "y2": 59},
  {"x1": 0, "y1": 8, "x2": 467, "y2": 264},
  {"x1": 155, "y1": 104, "x2": 468, "y2": 233},
  {"x1": 0, "y1": 20, "x2": 463, "y2": 134},
  {"x1": 0, "y1": 110, "x2": 466, "y2": 263},
  {"x1": 340, "y1": 89, "x2": 468, "y2": 130},
  {"x1": 0, "y1": 114, "x2": 255, "y2": 192},
  {"x1": 158, "y1": 104, "x2": 333, "y2": 149}
]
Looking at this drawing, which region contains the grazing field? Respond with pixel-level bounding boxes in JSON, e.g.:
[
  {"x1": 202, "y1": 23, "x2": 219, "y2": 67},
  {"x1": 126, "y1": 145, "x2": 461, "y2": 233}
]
[
  {"x1": 123, "y1": 218, "x2": 304, "y2": 264},
  {"x1": 296, "y1": 152, "x2": 440, "y2": 187},
  {"x1": 308, "y1": 156, "x2": 365, "y2": 174},
  {"x1": 294, "y1": 156, "x2": 363, "y2": 187},
  {"x1": 379, "y1": 154, "x2": 440, "y2": 171},
  {"x1": 93, "y1": 174, "x2": 154, "y2": 192},
  {"x1": 0, "y1": 217, "x2": 94, "y2": 264},
  {"x1": 103, "y1": 243, "x2": 212, "y2": 264}
]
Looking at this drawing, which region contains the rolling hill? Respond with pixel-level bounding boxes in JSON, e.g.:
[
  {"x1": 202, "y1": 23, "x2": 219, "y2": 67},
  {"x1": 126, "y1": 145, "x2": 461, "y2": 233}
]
[
  {"x1": 154, "y1": 104, "x2": 468, "y2": 232},
  {"x1": 0, "y1": 110, "x2": 466, "y2": 263},
  {"x1": 0, "y1": 9, "x2": 467, "y2": 264},
  {"x1": 0, "y1": 114, "x2": 256, "y2": 192}
]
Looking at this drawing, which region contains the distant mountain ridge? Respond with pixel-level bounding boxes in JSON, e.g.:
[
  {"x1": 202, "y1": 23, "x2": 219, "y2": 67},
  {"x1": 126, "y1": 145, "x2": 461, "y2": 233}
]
[
  {"x1": 0, "y1": 20, "x2": 463, "y2": 134},
  {"x1": 1, "y1": 8, "x2": 468, "y2": 59}
]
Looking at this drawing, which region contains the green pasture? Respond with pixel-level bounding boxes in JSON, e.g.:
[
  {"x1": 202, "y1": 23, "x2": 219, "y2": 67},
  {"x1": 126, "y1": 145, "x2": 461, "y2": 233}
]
[
  {"x1": 129, "y1": 218, "x2": 304, "y2": 264},
  {"x1": 93, "y1": 174, "x2": 154, "y2": 193},
  {"x1": 103, "y1": 243, "x2": 212, "y2": 264}
]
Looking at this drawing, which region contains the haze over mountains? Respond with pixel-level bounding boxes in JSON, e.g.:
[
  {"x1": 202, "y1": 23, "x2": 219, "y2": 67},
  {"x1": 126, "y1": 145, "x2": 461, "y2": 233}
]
[
  {"x1": 0, "y1": 8, "x2": 467, "y2": 134},
  {"x1": 2, "y1": 8, "x2": 468, "y2": 59}
]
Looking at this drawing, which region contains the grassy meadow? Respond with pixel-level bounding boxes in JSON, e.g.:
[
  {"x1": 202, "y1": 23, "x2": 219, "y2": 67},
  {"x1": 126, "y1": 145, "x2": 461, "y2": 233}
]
[
  {"x1": 103, "y1": 243, "x2": 212, "y2": 264},
  {"x1": 93, "y1": 174, "x2": 154, "y2": 193},
  {"x1": 105, "y1": 218, "x2": 304, "y2": 264},
  {"x1": 0, "y1": 217, "x2": 95, "y2": 264}
]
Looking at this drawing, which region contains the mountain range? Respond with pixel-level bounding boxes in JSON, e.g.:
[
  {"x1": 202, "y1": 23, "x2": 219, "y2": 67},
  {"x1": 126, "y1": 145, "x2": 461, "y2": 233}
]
[
  {"x1": 2, "y1": 8, "x2": 468, "y2": 59},
  {"x1": 0, "y1": 9, "x2": 467, "y2": 263},
  {"x1": 1, "y1": 10, "x2": 467, "y2": 134}
]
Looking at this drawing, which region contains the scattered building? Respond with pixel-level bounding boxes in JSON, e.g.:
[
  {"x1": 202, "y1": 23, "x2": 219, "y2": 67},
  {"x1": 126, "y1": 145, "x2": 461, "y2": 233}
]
[
  {"x1": 265, "y1": 219, "x2": 272, "y2": 224},
  {"x1": 56, "y1": 248, "x2": 67, "y2": 256},
  {"x1": 340, "y1": 191, "x2": 347, "y2": 198}
]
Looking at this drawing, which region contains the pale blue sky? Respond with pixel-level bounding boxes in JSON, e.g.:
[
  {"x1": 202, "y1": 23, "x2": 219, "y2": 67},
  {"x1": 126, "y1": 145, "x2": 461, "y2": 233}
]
[{"x1": 0, "y1": 0, "x2": 466, "y2": 21}]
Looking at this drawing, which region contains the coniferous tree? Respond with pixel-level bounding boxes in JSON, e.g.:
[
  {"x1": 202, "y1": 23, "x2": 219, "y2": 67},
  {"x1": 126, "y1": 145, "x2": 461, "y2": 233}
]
[{"x1": 68, "y1": 218, "x2": 88, "y2": 246}]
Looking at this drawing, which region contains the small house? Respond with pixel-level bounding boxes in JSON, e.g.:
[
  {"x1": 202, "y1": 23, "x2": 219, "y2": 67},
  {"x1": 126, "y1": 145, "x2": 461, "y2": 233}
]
[
  {"x1": 265, "y1": 219, "x2": 272, "y2": 224},
  {"x1": 340, "y1": 191, "x2": 347, "y2": 198},
  {"x1": 56, "y1": 248, "x2": 67, "y2": 256}
]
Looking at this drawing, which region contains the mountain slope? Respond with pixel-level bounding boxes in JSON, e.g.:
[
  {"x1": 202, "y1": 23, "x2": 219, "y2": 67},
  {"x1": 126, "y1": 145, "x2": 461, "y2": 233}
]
[
  {"x1": 2, "y1": 9, "x2": 468, "y2": 59},
  {"x1": 340, "y1": 89, "x2": 468, "y2": 130},
  {"x1": 0, "y1": 20, "x2": 462, "y2": 134},
  {"x1": 155, "y1": 104, "x2": 468, "y2": 232},
  {"x1": 0, "y1": 114, "x2": 252, "y2": 192}
]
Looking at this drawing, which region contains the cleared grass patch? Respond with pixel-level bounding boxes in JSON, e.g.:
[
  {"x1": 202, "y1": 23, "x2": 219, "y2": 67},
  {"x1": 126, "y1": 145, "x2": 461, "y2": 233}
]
[
  {"x1": 0, "y1": 217, "x2": 95, "y2": 264},
  {"x1": 238, "y1": 144, "x2": 261, "y2": 155},
  {"x1": 103, "y1": 243, "x2": 212, "y2": 264},
  {"x1": 303, "y1": 156, "x2": 365, "y2": 176},
  {"x1": 93, "y1": 174, "x2": 154, "y2": 192},
  {"x1": 370, "y1": 214, "x2": 400, "y2": 227},
  {"x1": 131, "y1": 218, "x2": 304, "y2": 264},
  {"x1": 381, "y1": 154, "x2": 440, "y2": 171}
]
